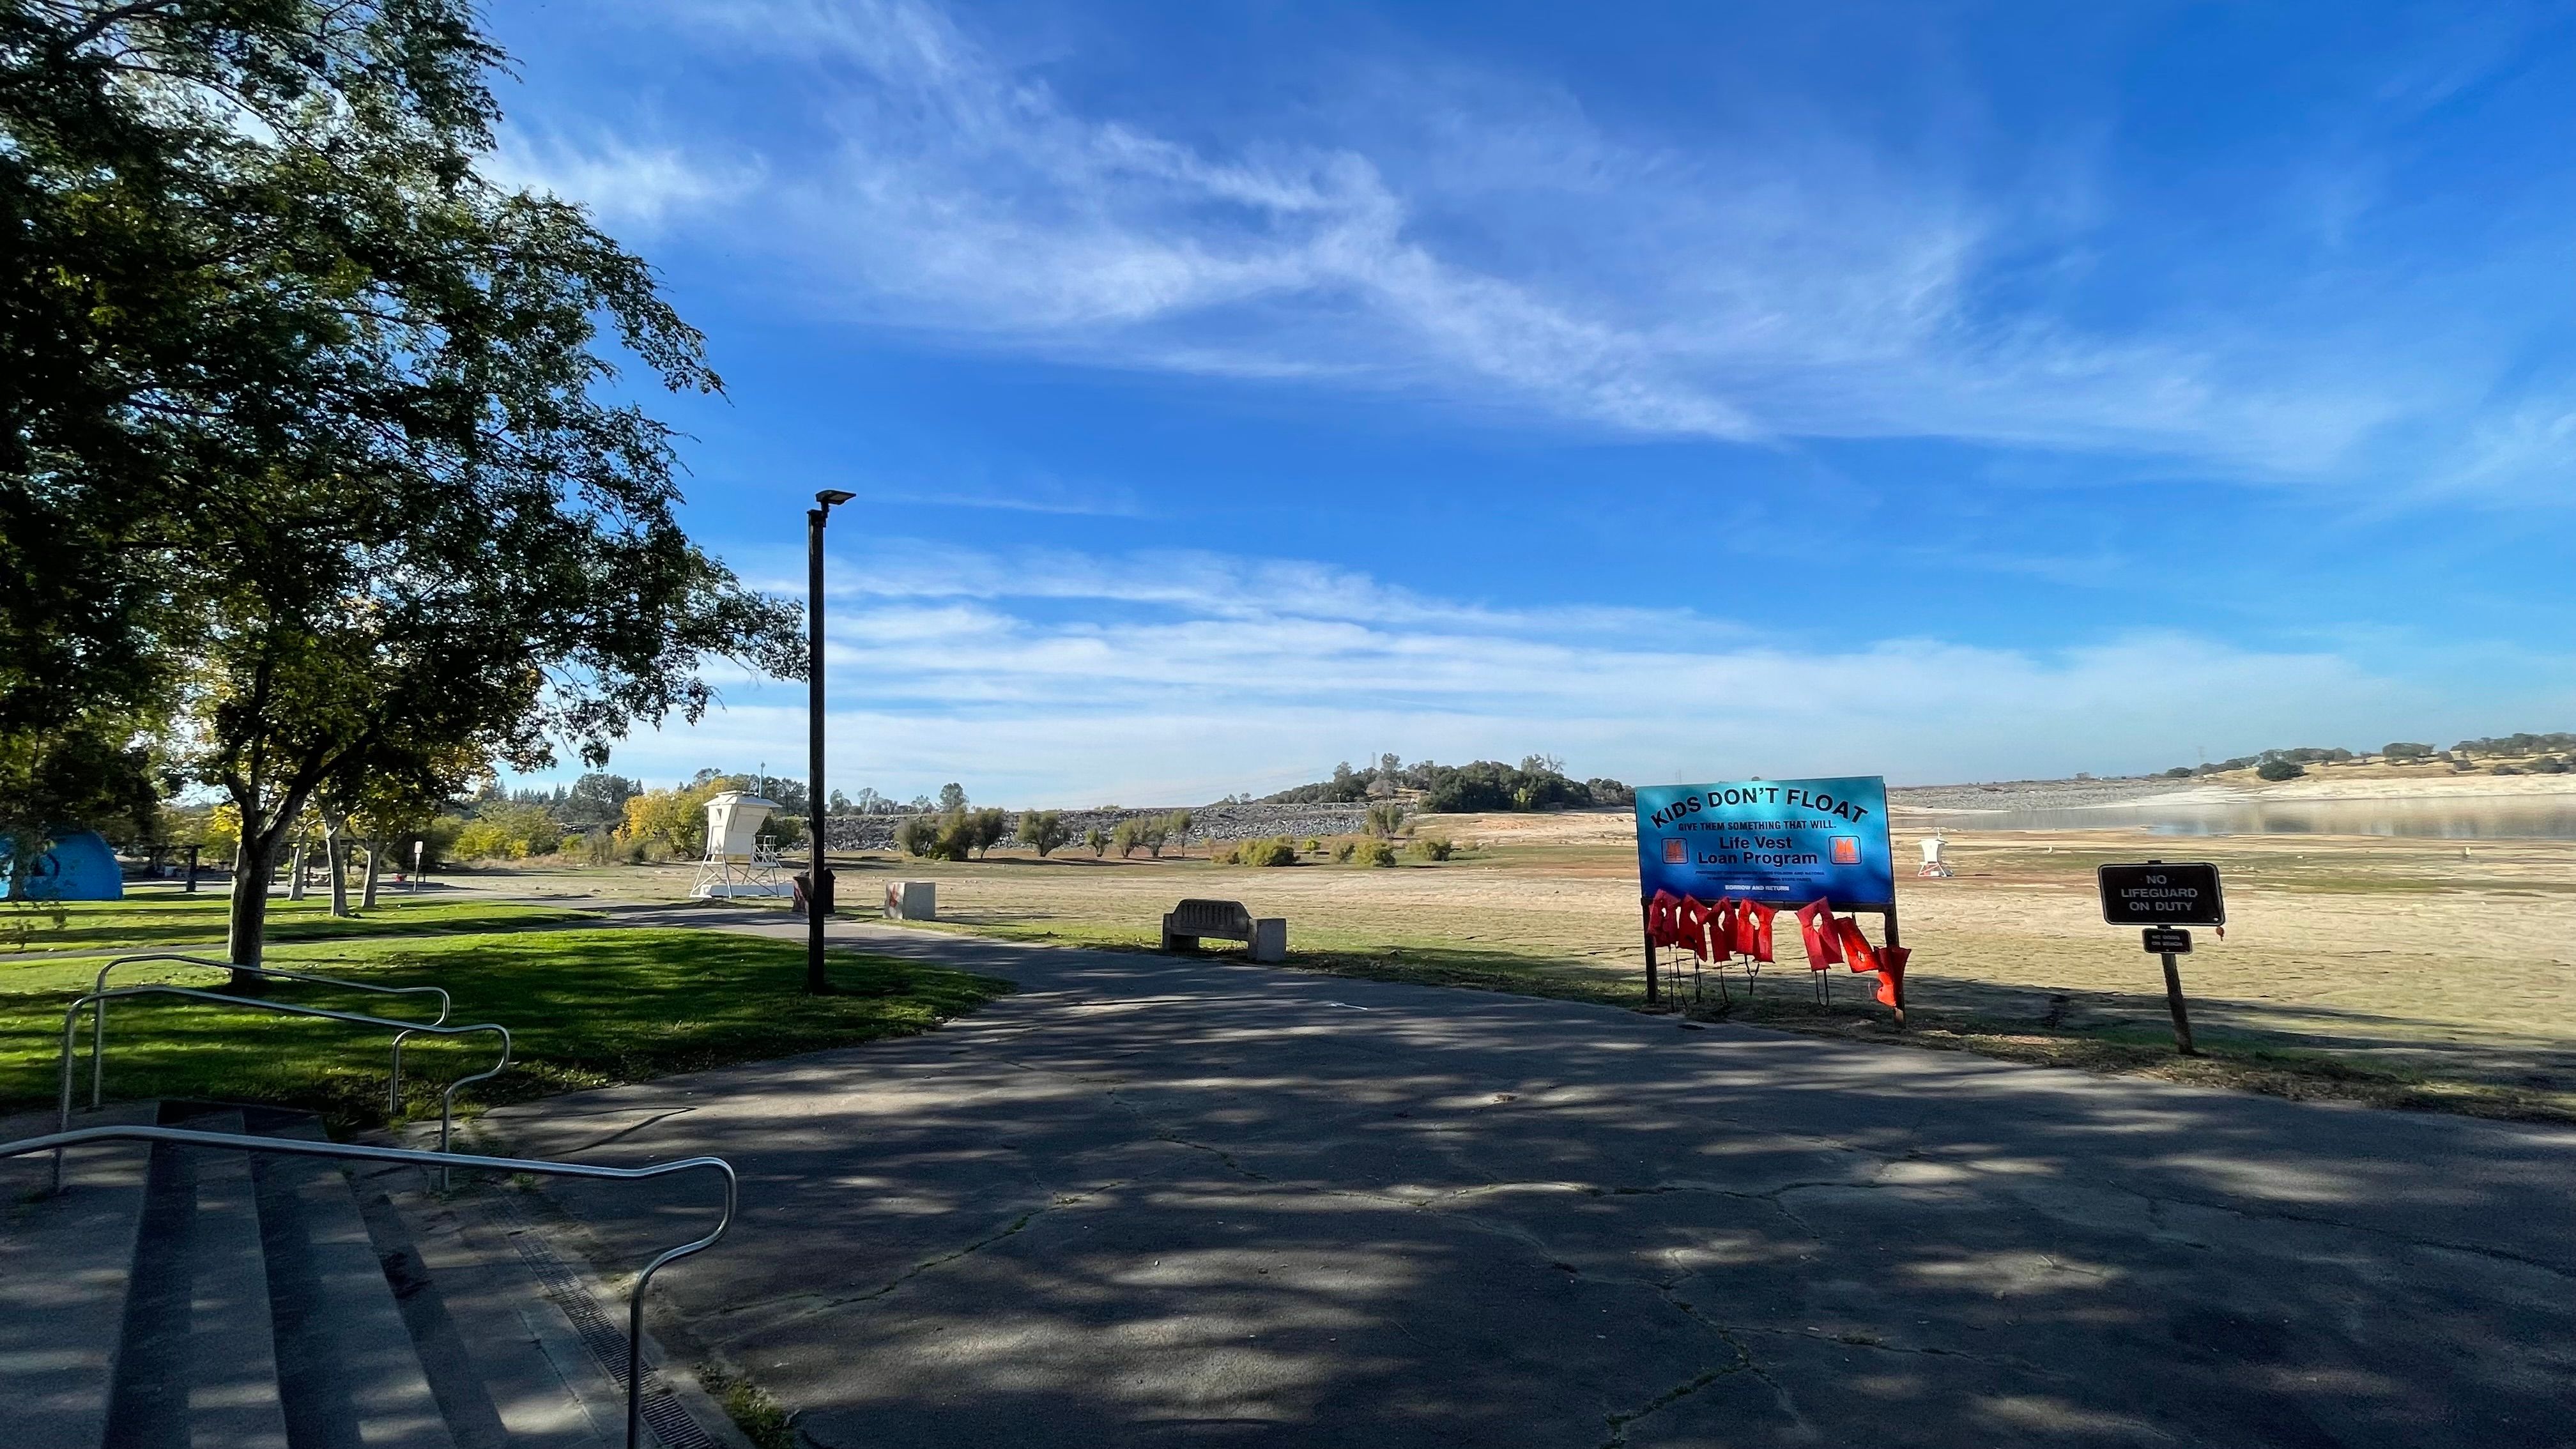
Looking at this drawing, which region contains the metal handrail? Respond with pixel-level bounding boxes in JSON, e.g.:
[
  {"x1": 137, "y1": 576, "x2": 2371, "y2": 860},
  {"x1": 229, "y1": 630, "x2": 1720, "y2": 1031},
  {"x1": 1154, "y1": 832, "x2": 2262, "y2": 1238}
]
[
  {"x1": 87, "y1": 954, "x2": 452, "y2": 1110},
  {"x1": 6, "y1": 1123, "x2": 734, "y2": 1449},
  {"x1": 59, "y1": 988, "x2": 510, "y2": 1184}
]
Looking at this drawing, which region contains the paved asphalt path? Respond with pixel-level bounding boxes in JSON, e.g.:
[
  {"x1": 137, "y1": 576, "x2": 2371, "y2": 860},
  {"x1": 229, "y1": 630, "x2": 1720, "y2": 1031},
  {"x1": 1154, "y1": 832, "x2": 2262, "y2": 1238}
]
[{"x1": 482, "y1": 912, "x2": 2575, "y2": 1448}]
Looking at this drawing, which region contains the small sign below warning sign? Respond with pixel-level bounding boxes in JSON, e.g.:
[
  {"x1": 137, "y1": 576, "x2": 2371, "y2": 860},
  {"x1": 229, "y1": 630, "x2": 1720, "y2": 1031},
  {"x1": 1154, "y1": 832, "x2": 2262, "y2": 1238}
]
[{"x1": 2141, "y1": 926, "x2": 2193, "y2": 954}]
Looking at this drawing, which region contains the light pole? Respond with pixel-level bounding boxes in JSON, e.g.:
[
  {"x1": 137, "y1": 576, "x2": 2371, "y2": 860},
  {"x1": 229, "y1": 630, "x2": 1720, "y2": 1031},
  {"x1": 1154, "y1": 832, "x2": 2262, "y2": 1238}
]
[{"x1": 807, "y1": 488, "x2": 855, "y2": 995}]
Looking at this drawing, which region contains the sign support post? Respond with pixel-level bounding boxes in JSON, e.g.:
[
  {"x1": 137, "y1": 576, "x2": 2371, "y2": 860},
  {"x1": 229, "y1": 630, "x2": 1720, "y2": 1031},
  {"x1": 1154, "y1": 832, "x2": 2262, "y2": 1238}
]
[
  {"x1": 1641, "y1": 922, "x2": 1660, "y2": 1008},
  {"x1": 2159, "y1": 948, "x2": 2195, "y2": 1055}
]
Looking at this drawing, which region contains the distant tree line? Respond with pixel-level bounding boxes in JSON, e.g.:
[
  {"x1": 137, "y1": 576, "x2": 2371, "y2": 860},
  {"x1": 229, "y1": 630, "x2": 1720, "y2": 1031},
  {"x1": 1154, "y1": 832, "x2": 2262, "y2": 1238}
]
[
  {"x1": 1264, "y1": 755, "x2": 1632, "y2": 811},
  {"x1": 2451, "y1": 732, "x2": 2576, "y2": 758},
  {"x1": 2161, "y1": 730, "x2": 2576, "y2": 781}
]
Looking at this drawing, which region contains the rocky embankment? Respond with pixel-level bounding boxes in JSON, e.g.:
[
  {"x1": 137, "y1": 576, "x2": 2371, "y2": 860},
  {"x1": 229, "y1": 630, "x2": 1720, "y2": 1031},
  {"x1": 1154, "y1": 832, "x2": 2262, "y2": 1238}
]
[{"x1": 824, "y1": 802, "x2": 1373, "y2": 852}]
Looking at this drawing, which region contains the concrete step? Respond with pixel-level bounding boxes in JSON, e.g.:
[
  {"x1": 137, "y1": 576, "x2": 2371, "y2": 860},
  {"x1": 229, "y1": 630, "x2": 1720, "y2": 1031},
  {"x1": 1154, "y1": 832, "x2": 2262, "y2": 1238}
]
[
  {"x1": 241, "y1": 1108, "x2": 457, "y2": 1449},
  {"x1": 103, "y1": 1104, "x2": 294, "y2": 1449},
  {"x1": 186, "y1": 1109, "x2": 295, "y2": 1449},
  {"x1": 355, "y1": 1170, "x2": 618, "y2": 1449},
  {"x1": 0, "y1": 1103, "x2": 159, "y2": 1449},
  {"x1": 3, "y1": 1098, "x2": 732, "y2": 1449}
]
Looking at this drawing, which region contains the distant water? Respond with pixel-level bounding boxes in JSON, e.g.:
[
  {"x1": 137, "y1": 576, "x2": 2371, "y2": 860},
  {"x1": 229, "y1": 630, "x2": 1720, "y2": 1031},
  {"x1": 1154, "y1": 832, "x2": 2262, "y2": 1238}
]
[{"x1": 1915, "y1": 796, "x2": 2576, "y2": 841}]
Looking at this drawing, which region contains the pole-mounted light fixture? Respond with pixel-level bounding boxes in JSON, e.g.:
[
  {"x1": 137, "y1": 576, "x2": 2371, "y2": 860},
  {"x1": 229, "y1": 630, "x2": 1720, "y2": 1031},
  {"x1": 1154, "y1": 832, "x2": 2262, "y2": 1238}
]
[{"x1": 806, "y1": 489, "x2": 855, "y2": 994}]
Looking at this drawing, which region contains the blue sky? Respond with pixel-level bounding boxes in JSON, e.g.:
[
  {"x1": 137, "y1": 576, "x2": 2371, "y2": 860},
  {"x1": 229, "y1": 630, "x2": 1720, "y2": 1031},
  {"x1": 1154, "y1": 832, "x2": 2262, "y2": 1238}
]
[{"x1": 483, "y1": 0, "x2": 2576, "y2": 805}]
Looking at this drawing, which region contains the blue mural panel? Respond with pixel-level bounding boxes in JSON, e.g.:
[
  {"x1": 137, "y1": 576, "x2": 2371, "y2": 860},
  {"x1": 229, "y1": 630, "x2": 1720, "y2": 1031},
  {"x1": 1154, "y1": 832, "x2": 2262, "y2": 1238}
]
[{"x1": 1633, "y1": 776, "x2": 1894, "y2": 909}]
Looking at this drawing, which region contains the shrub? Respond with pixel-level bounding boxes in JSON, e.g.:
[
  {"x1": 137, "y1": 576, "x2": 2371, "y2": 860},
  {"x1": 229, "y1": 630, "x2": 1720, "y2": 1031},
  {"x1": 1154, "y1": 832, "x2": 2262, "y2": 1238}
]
[
  {"x1": 1135, "y1": 810, "x2": 1192, "y2": 859},
  {"x1": 1110, "y1": 819, "x2": 1143, "y2": 858},
  {"x1": 2255, "y1": 759, "x2": 2305, "y2": 781},
  {"x1": 1016, "y1": 809, "x2": 1068, "y2": 857},
  {"x1": 1406, "y1": 835, "x2": 1454, "y2": 862},
  {"x1": 1364, "y1": 802, "x2": 1407, "y2": 838},
  {"x1": 2383, "y1": 742, "x2": 2434, "y2": 760},
  {"x1": 1352, "y1": 838, "x2": 1397, "y2": 867},
  {"x1": 926, "y1": 808, "x2": 1008, "y2": 860},
  {"x1": 977, "y1": 808, "x2": 1011, "y2": 857},
  {"x1": 1084, "y1": 825, "x2": 1109, "y2": 857},
  {"x1": 452, "y1": 801, "x2": 562, "y2": 860},
  {"x1": 1214, "y1": 836, "x2": 1296, "y2": 867},
  {"x1": 2163, "y1": 766, "x2": 2193, "y2": 778},
  {"x1": 894, "y1": 816, "x2": 939, "y2": 857},
  {"x1": 2533, "y1": 757, "x2": 2571, "y2": 775},
  {"x1": 617, "y1": 783, "x2": 716, "y2": 856},
  {"x1": 418, "y1": 815, "x2": 466, "y2": 868},
  {"x1": 2492, "y1": 764, "x2": 2526, "y2": 776},
  {"x1": 1302, "y1": 837, "x2": 1322, "y2": 855}
]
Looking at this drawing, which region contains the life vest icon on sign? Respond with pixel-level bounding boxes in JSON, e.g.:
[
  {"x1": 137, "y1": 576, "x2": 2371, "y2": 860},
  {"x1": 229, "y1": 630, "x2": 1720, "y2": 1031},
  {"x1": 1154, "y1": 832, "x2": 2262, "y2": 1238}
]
[
  {"x1": 1830, "y1": 836, "x2": 1860, "y2": 865},
  {"x1": 1663, "y1": 838, "x2": 1688, "y2": 864}
]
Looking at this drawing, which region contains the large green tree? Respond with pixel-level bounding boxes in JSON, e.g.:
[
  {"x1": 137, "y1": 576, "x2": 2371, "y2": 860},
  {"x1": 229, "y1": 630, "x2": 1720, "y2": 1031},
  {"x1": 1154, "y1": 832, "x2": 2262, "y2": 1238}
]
[{"x1": 2, "y1": 2, "x2": 801, "y2": 979}]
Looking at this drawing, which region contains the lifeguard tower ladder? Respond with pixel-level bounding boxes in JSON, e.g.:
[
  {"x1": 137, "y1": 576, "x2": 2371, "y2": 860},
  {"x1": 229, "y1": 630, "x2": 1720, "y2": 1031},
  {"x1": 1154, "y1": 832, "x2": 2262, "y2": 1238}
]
[{"x1": 689, "y1": 790, "x2": 792, "y2": 899}]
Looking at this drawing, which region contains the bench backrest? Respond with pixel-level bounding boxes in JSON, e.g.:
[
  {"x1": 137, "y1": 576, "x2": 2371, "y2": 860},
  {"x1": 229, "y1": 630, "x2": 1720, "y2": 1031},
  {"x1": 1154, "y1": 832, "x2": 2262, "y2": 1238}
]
[{"x1": 1169, "y1": 898, "x2": 1254, "y2": 937}]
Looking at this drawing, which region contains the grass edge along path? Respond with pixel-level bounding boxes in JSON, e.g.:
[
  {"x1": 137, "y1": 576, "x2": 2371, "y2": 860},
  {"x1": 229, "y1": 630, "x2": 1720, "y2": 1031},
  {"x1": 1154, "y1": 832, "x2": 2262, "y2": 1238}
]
[
  {"x1": 0, "y1": 927, "x2": 1011, "y2": 1134},
  {"x1": 897, "y1": 914, "x2": 2576, "y2": 1127}
]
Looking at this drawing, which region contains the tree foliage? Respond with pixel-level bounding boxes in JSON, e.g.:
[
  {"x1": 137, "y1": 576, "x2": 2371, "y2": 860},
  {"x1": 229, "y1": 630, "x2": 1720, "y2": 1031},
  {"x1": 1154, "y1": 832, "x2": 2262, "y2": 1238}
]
[
  {"x1": 1, "y1": 3, "x2": 802, "y2": 969},
  {"x1": 1264, "y1": 756, "x2": 1629, "y2": 812},
  {"x1": 1017, "y1": 809, "x2": 1069, "y2": 858}
]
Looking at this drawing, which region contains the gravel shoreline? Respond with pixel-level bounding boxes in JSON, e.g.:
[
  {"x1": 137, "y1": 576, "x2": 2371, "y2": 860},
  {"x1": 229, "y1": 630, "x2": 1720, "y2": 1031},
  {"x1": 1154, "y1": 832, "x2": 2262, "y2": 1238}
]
[{"x1": 1887, "y1": 777, "x2": 2221, "y2": 813}]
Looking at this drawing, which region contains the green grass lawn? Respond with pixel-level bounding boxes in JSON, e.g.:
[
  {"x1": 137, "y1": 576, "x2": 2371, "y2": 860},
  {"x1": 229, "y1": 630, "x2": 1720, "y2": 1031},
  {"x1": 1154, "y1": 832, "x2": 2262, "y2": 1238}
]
[
  {"x1": 0, "y1": 928, "x2": 1011, "y2": 1132},
  {"x1": 2, "y1": 892, "x2": 600, "y2": 965}
]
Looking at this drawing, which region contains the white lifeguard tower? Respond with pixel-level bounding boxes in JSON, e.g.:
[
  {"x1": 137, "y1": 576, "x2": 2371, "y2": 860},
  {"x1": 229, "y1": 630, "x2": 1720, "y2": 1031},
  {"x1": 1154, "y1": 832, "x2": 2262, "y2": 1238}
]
[
  {"x1": 1917, "y1": 831, "x2": 1954, "y2": 878},
  {"x1": 690, "y1": 791, "x2": 792, "y2": 899}
]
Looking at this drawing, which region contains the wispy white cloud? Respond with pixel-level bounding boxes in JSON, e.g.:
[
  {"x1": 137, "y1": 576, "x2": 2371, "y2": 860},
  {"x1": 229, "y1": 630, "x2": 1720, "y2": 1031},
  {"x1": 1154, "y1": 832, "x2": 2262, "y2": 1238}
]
[
  {"x1": 485, "y1": 0, "x2": 2515, "y2": 477},
  {"x1": 816, "y1": 540, "x2": 1710, "y2": 636},
  {"x1": 548, "y1": 544, "x2": 2568, "y2": 804},
  {"x1": 484, "y1": 130, "x2": 761, "y2": 230}
]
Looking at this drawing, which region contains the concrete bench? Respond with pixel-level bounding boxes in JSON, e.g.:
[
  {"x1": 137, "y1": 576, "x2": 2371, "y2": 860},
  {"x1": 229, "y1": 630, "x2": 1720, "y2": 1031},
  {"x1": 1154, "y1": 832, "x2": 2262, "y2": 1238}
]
[{"x1": 1162, "y1": 898, "x2": 1286, "y2": 963}]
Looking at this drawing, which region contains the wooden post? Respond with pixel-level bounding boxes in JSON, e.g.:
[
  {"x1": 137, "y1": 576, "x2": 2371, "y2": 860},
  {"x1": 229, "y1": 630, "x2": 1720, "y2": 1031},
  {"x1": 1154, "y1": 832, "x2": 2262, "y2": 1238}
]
[
  {"x1": 2161, "y1": 952, "x2": 2195, "y2": 1055},
  {"x1": 183, "y1": 845, "x2": 199, "y2": 894}
]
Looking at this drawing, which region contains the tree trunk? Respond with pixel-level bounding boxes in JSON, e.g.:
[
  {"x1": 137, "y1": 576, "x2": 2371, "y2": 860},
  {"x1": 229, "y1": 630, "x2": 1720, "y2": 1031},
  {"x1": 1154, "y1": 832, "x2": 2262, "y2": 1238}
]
[
  {"x1": 288, "y1": 843, "x2": 307, "y2": 900},
  {"x1": 325, "y1": 818, "x2": 351, "y2": 917},
  {"x1": 361, "y1": 839, "x2": 381, "y2": 909},
  {"x1": 226, "y1": 839, "x2": 273, "y2": 991}
]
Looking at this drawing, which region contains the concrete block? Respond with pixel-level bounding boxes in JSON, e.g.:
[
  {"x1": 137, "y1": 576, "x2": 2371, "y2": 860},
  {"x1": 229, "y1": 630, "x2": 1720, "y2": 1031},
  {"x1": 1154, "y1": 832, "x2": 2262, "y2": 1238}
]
[
  {"x1": 1250, "y1": 917, "x2": 1287, "y2": 963},
  {"x1": 884, "y1": 880, "x2": 936, "y2": 921}
]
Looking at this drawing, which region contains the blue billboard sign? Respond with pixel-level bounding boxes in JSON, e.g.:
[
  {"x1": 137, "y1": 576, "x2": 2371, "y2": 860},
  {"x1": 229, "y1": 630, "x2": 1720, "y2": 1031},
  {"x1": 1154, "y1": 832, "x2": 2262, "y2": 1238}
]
[{"x1": 1634, "y1": 776, "x2": 1895, "y2": 909}]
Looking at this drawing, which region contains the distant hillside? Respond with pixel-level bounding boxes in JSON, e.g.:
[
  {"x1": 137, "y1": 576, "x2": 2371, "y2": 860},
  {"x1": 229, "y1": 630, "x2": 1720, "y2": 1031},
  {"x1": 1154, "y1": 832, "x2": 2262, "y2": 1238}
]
[{"x1": 1265, "y1": 756, "x2": 1633, "y2": 813}]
